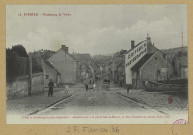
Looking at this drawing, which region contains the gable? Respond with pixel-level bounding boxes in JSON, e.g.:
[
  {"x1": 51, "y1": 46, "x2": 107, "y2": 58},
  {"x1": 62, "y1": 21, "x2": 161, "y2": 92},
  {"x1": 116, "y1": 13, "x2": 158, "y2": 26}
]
[
  {"x1": 140, "y1": 51, "x2": 172, "y2": 71},
  {"x1": 131, "y1": 53, "x2": 154, "y2": 71},
  {"x1": 48, "y1": 49, "x2": 75, "y2": 63},
  {"x1": 44, "y1": 60, "x2": 60, "y2": 74}
]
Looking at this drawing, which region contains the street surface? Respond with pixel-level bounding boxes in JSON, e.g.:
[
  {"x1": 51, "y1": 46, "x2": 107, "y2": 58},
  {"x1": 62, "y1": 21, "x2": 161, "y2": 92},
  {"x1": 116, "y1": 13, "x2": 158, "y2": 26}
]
[{"x1": 37, "y1": 84, "x2": 161, "y2": 116}]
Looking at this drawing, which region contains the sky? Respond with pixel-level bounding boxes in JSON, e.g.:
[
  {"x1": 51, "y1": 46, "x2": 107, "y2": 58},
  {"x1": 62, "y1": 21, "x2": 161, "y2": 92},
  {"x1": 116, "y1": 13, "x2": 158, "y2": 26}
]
[{"x1": 6, "y1": 5, "x2": 187, "y2": 55}]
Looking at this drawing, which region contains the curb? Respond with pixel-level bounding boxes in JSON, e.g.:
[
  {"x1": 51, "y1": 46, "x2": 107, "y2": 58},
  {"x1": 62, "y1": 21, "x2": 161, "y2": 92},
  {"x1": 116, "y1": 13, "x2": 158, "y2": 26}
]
[
  {"x1": 116, "y1": 92, "x2": 168, "y2": 115},
  {"x1": 28, "y1": 94, "x2": 72, "y2": 115}
]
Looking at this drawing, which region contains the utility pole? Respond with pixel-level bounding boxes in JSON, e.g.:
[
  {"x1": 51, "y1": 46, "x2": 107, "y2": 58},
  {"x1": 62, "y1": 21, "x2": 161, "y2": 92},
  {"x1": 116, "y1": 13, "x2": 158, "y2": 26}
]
[
  {"x1": 181, "y1": 25, "x2": 184, "y2": 52},
  {"x1": 28, "y1": 55, "x2": 32, "y2": 96},
  {"x1": 166, "y1": 55, "x2": 168, "y2": 80}
]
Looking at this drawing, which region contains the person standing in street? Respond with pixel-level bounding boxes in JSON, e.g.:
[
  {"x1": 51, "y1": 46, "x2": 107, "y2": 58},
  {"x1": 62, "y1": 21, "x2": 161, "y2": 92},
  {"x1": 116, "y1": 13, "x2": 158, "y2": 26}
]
[
  {"x1": 65, "y1": 85, "x2": 69, "y2": 93},
  {"x1": 48, "y1": 79, "x2": 54, "y2": 97},
  {"x1": 93, "y1": 82, "x2": 97, "y2": 92},
  {"x1": 85, "y1": 83, "x2": 88, "y2": 92},
  {"x1": 127, "y1": 84, "x2": 132, "y2": 94}
]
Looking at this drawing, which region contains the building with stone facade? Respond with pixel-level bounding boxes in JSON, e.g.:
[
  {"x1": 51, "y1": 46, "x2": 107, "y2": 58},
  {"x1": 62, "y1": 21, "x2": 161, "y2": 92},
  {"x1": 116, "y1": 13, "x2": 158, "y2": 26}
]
[
  {"x1": 125, "y1": 36, "x2": 173, "y2": 88},
  {"x1": 41, "y1": 60, "x2": 61, "y2": 87},
  {"x1": 110, "y1": 50, "x2": 127, "y2": 86},
  {"x1": 48, "y1": 45, "x2": 80, "y2": 84},
  {"x1": 172, "y1": 51, "x2": 188, "y2": 79}
]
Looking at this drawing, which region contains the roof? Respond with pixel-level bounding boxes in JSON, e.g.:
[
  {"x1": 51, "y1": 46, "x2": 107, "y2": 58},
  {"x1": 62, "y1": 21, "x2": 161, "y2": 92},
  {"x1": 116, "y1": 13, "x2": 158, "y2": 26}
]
[
  {"x1": 44, "y1": 60, "x2": 61, "y2": 74},
  {"x1": 131, "y1": 53, "x2": 154, "y2": 71},
  {"x1": 80, "y1": 63, "x2": 91, "y2": 69},
  {"x1": 117, "y1": 62, "x2": 124, "y2": 68},
  {"x1": 50, "y1": 48, "x2": 77, "y2": 61},
  {"x1": 113, "y1": 50, "x2": 127, "y2": 57},
  {"x1": 71, "y1": 53, "x2": 91, "y2": 62}
]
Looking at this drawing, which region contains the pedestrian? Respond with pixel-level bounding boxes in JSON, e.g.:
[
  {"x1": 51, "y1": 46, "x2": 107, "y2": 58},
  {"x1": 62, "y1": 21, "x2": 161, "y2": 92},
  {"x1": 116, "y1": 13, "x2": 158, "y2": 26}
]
[
  {"x1": 65, "y1": 85, "x2": 69, "y2": 93},
  {"x1": 93, "y1": 82, "x2": 97, "y2": 91},
  {"x1": 127, "y1": 84, "x2": 132, "y2": 94},
  {"x1": 48, "y1": 79, "x2": 54, "y2": 97},
  {"x1": 85, "y1": 83, "x2": 88, "y2": 92}
]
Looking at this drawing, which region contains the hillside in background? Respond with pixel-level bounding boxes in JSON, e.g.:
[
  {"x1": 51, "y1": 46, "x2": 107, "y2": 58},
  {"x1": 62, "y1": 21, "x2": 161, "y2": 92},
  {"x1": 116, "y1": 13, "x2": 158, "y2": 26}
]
[
  {"x1": 161, "y1": 46, "x2": 188, "y2": 55},
  {"x1": 28, "y1": 49, "x2": 55, "y2": 60}
]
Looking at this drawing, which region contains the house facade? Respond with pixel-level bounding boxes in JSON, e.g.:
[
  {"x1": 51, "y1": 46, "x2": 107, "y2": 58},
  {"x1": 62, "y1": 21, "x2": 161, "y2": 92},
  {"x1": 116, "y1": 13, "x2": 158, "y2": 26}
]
[
  {"x1": 110, "y1": 50, "x2": 127, "y2": 86},
  {"x1": 48, "y1": 45, "x2": 79, "y2": 84},
  {"x1": 125, "y1": 35, "x2": 172, "y2": 88},
  {"x1": 172, "y1": 51, "x2": 188, "y2": 79},
  {"x1": 41, "y1": 60, "x2": 61, "y2": 87},
  {"x1": 131, "y1": 51, "x2": 173, "y2": 88},
  {"x1": 79, "y1": 63, "x2": 92, "y2": 83}
]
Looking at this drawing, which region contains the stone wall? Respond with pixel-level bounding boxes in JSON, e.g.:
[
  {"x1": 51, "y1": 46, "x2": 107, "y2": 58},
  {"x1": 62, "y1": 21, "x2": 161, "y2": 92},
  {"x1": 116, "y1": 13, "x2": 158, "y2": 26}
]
[
  {"x1": 42, "y1": 61, "x2": 59, "y2": 87},
  {"x1": 145, "y1": 81, "x2": 188, "y2": 92},
  {"x1": 6, "y1": 73, "x2": 44, "y2": 98}
]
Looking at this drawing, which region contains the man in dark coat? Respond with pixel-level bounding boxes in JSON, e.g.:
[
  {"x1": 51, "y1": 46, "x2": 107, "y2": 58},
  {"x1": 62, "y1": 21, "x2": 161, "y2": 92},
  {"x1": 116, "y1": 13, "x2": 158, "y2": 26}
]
[
  {"x1": 85, "y1": 83, "x2": 88, "y2": 92},
  {"x1": 48, "y1": 79, "x2": 54, "y2": 96},
  {"x1": 127, "y1": 84, "x2": 132, "y2": 94}
]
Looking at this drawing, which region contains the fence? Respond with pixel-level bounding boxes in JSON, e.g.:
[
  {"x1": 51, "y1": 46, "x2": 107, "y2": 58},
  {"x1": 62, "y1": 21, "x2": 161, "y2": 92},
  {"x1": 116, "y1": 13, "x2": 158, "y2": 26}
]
[
  {"x1": 6, "y1": 72, "x2": 44, "y2": 98},
  {"x1": 145, "y1": 81, "x2": 188, "y2": 92}
]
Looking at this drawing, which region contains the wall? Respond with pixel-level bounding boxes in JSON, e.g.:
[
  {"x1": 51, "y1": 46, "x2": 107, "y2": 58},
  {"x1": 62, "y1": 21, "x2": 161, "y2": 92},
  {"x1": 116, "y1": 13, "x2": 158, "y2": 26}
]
[
  {"x1": 145, "y1": 81, "x2": 188, "y2": 92},
  {"x1": 125, "y1": 41, "x2": 147, "y2": 84},
  {"x1": 6, "y1": 73, "x2": 44, "y2": 98},
  {"x1": 132, "y1": 71, "x2": 139, "y2": 87},
  {"x1": 140, "y1": 51, "x2": 173, "y2": 82},
  {"x1": 41, "y1": 61, "x2": 59, "y2": 87},
  {"x1": 181, "y1": 67, "x2": 188, "y2": 79},
  {"x1": 48, "y1": 49, "x2": 77, "y2": 84}
]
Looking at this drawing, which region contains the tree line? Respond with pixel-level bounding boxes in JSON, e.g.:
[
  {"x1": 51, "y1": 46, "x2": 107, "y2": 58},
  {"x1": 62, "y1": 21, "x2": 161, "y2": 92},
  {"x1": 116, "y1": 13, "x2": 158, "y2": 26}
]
[{"x1": 6, "y1": 45, "x2": 42, "y2": 80}]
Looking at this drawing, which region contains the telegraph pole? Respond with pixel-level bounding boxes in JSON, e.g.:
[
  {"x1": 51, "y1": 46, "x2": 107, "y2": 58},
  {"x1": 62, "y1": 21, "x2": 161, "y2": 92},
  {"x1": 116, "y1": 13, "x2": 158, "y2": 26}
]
[
  {"x1": 28, "y1": 55, "x2": 32, "y2": 96},
  {"x1": 181, "y1": 25, "x2": 184, "y2": 52}
]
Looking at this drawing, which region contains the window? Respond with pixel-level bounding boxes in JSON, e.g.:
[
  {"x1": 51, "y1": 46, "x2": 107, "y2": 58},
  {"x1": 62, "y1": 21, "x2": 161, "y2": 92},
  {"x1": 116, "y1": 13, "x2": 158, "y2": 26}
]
[{"x1": 46, "y1": 75, "x2": 49, "y2": 79}]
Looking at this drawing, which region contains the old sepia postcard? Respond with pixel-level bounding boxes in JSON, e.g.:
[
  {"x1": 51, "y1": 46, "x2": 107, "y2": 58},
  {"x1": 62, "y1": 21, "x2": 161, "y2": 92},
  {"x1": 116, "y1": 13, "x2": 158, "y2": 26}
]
[
  {"x1": 1, "y1": 1, "x2": 193, "y2": 134},
  {"x1": 5, "y1": 4, "x2": 188, "y2": 125}
]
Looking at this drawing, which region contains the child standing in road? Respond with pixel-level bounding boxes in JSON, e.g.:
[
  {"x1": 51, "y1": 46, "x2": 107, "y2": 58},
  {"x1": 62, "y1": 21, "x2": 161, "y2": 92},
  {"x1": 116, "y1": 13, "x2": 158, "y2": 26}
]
[
  {"x1": 93, "y1": 82, "x2": 98, "y2": 92},
  {"x1": 65, "y1": 85, "x2": 69, "y2": 93}
]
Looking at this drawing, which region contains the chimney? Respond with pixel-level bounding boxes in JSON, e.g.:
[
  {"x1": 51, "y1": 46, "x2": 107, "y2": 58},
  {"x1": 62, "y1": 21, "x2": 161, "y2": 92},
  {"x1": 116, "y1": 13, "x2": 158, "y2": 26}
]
[
  {"x1": 147, "y1": 35, "x2": 151, "y2": 45},
  {"x1": 61, "y1": 45, "x2": 68, "y2": 53},
  {"x1": 131, "y1": 40, "x2": 135, "y2": 49}
]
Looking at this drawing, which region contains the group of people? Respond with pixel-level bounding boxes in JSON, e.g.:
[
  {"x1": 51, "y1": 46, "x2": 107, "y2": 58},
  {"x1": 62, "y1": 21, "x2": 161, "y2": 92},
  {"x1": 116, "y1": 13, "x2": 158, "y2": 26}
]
[
  {"x1": 84, "y1": 81, "x2": 99, "y2": 92},
  {"x1": 48, "y1": 79, "x2": 99, "y2": 97},
  {"x1": 48, "y1": 78, "x2": 133, "y2": 96}
]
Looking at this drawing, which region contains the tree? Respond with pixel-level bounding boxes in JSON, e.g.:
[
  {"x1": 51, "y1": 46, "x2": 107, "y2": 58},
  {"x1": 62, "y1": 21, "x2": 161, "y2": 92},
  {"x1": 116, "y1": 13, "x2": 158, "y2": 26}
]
[
  {"x1": 6, "y1": 45, "x2": 28, "y2": 79},
  {"x1": 11, "y1": 45, "x2": 28, "y2": 57}
]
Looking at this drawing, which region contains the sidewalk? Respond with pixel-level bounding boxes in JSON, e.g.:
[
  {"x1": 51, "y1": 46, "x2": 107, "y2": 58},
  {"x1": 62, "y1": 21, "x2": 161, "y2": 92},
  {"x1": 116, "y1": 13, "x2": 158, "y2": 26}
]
[
  {"x1": 7, "y1": 84, "x2": 83, "y2": 115},
  {"x1": 109, "y1": 84, "x2": 188, "y2": 115}
]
